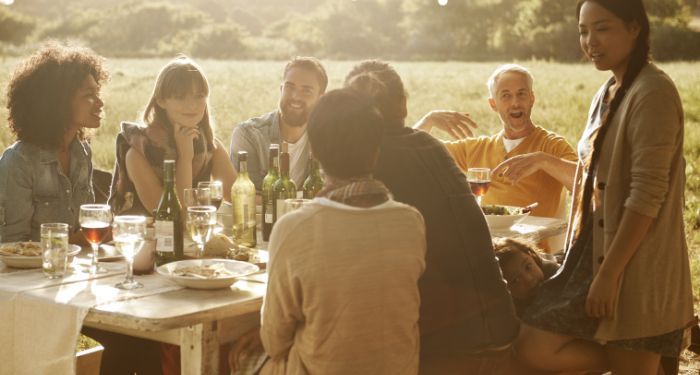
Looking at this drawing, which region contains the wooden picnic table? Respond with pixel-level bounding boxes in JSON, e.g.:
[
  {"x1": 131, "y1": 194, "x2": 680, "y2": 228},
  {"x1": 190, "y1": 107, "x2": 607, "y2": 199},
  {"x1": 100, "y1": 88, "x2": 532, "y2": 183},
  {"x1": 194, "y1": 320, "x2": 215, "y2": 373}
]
[{"x1": 0, "y1": 215, "x2": 565, "y2": 374}]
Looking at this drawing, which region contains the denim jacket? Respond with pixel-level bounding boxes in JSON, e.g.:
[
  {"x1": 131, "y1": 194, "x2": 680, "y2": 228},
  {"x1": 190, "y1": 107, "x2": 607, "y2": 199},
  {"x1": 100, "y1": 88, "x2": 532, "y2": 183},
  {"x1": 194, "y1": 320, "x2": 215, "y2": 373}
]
[
  {"x1": 0, "y1": 139, "x2": 94, "y2": 242},
  {"x1": 229, "y1": 110, "x2": 311, "y2": 190}
]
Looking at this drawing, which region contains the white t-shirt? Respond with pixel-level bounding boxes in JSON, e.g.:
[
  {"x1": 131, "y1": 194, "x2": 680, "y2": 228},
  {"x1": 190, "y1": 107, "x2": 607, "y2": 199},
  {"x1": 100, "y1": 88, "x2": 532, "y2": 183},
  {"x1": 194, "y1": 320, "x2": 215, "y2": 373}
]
[
  {"x1": 502, "y1": 136, "x2": 525, "y2": 153},
  {"x1": 288, "y1": 132, "x2": 308, "y2": 187}
]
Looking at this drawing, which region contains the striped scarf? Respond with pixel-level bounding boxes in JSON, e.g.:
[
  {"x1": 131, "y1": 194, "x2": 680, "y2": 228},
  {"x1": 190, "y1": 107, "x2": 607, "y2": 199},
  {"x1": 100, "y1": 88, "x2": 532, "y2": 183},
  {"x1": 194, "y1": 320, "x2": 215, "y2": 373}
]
[{"x1": 317, "y1": 176, "x2": 391, "y2": 208}]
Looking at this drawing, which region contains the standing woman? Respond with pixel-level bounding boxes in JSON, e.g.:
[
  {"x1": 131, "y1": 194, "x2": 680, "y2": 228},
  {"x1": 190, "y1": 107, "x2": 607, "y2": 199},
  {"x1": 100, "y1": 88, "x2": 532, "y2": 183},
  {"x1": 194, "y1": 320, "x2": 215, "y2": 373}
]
[
  {"x1": 0, "y1": 43, "x2": 107, "y2": 243},
  {"x1": 109, "y1": 56, "x2": 236, "y2": 216},
  {"x1": 516, "y1": 0, "x2": 694, "y2": 374}
]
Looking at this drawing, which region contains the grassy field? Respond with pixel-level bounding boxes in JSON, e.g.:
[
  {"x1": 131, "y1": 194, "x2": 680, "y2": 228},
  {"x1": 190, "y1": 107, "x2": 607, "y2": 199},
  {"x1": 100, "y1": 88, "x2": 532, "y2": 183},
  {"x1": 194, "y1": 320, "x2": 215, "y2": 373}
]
[{"x1": 1, "y1": 58, "x2": 699, "y2": 367}]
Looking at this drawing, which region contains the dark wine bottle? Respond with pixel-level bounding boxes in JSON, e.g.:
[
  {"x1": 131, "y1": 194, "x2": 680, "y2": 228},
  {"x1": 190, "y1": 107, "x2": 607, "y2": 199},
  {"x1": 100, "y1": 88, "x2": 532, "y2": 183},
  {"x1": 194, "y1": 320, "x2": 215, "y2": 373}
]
[
  {"x1": 261, "y1": 144, "x2": 280, "y2": 241},
  {"x1": 272, "y1": 142, "x2": 297, "y2": 226},
  {"x1": 302, "y1": 155, "x2": 324, "y2": 199},
  {"x1": 155, "y1": 160, "x2": 184, "y2": 265}
]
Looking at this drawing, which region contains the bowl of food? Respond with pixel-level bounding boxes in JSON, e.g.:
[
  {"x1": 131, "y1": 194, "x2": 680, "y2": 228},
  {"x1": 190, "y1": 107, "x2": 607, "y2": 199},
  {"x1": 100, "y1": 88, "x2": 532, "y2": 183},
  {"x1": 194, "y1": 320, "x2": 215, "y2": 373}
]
[
  {"x1": 0, "y1": 242, "x2": 81, "y2": 269},
  {"x1": 156, "y1": 259, "x2": 259, "y2": 289},
  {"x1": 481, "y1": 205, "x2": 530, "y2": 230}
]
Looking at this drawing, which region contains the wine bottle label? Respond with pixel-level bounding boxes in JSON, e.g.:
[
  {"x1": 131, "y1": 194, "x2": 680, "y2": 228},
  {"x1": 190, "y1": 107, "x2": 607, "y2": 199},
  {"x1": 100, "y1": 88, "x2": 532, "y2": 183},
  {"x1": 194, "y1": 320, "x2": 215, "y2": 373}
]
[
  {"x1": 276, "y1": 198, "x2": 286, "y2": 219},
  {"x1": 264, "y1": 202, "x2": 273, "y2": 223},
  {"x1": 155, "y1": 220, "x2": 174, "y2": 252}
]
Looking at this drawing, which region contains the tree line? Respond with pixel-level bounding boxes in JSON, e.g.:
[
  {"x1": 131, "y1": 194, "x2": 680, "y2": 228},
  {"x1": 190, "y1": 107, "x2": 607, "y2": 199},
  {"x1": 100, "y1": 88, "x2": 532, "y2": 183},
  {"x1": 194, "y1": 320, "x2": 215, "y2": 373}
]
[{"x1": 1, "y1": 0, "x2": 699, "y2": 61}]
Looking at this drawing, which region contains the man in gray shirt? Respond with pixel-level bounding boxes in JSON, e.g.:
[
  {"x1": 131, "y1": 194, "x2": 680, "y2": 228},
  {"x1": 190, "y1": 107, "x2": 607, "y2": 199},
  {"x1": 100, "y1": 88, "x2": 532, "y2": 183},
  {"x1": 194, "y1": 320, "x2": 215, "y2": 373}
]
[{"x1": 229, "y1": 57, "x2": 328, "y2": 189}]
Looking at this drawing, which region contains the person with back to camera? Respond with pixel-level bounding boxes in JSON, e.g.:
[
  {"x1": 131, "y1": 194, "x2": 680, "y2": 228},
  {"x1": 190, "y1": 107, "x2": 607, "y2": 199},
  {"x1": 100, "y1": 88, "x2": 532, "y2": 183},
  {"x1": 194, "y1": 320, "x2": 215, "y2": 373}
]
[
  {"x1": 229, "y1": 88, "x2": 427, "y2": 375},
  {"x1": 344, "y1": 60, "x2": 520, "y2": 374},
  {"x1": 515, "y1": 1, "x2": 695, "y2": 374}
]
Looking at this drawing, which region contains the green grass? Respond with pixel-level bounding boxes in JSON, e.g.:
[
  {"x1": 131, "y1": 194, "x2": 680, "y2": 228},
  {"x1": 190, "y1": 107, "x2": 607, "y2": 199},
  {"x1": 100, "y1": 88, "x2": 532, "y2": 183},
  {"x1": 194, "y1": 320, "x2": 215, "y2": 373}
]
[{"x1": 0, "y1": 58, "x2": 698, "y2": 300}]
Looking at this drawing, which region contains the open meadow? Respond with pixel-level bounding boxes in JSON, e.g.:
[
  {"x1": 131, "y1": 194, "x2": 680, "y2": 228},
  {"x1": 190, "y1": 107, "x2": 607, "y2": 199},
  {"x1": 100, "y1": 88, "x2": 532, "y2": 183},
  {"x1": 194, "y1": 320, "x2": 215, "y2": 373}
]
[{"x1": 1, "y1": 58, "x2": 699, "y2": 368}]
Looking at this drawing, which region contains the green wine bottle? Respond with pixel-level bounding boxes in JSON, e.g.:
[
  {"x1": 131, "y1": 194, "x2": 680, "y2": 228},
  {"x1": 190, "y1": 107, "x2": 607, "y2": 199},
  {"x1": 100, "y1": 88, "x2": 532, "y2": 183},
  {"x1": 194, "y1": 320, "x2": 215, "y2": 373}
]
[
  {"x1": 302, "y1": 155, "x2": 324, "y2": 199},
  {"x1": 231, "y1": 151, "x2": 257, "y2": 247},
  {"x1": 155, "y1": 160, "x2": 184, "y2": 265},
  {"x1": 272, "y1": 142, "x2": 297, "y2": 226},
  {"x1": 261, "y1": 144, "x2": 280, "y2": 242}
]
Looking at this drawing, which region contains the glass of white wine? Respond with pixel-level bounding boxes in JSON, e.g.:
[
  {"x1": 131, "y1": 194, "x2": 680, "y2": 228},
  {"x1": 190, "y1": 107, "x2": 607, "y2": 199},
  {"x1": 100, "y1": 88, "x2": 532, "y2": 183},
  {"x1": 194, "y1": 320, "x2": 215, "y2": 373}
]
[
  {"x1": 112, "y1": 215, "x2": 146, "y2": 290},
  {"x1": 187, "y1": 206, "x2": 217, "y2": 258}
]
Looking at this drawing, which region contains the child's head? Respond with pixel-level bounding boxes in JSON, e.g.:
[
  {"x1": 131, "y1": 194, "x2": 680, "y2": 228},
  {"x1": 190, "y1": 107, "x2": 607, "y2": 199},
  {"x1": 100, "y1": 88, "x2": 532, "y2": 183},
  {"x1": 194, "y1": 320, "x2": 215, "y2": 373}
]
[
  {"x1": 143, "y1": 55, "x2": 214, "y2": 148},
  {"x1": 494, "y1": 238, "x2": 546, "y2": 301}
]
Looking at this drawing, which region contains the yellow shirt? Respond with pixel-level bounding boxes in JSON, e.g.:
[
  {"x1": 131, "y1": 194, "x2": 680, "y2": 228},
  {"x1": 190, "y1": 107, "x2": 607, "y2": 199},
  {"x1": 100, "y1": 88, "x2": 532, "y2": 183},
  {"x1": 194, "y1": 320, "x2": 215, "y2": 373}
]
[{"x1": 444, "y1": 126, "x2": 577, "y2": 218}]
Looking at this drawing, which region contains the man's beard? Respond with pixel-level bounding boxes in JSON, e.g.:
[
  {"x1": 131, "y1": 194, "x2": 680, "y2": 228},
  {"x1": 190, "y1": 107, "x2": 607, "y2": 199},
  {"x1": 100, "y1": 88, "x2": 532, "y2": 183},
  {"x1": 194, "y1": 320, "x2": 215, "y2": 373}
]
[{"x1": 280, "y1": 102, "x2": 309, "y2": 127}]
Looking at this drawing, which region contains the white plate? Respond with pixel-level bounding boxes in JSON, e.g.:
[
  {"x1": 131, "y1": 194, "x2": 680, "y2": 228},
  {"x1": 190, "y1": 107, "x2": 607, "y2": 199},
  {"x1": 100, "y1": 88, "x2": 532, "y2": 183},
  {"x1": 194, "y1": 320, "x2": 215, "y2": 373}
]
[
  {"x1": 157, "y1": 259, "x2": 259, "y2": 290},
  {"x1": 485, "y1": 213, "x2": 529, "y2": 230},
  {"x1": 0, "y1": 243, "x2": 81, "y2": 269}
]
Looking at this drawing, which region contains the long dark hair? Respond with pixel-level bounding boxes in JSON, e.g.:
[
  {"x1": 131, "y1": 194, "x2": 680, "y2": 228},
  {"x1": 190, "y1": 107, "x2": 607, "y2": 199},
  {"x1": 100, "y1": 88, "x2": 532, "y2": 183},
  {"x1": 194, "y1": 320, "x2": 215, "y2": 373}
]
[
  {"x1": 575, "y1": 0, "x2": 650, "y2": 236},
  {"x1": 143, "y1": 56, "x2": 215, "y2": 151},
  {"x1": 344, "y1": 60, "x2": 408, "y2": 130}
]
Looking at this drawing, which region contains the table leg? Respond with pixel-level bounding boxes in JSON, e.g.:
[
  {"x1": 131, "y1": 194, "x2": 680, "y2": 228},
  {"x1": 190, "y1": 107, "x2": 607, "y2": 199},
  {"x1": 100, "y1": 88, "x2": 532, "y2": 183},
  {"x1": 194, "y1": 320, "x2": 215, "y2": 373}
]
[{"x1": 180, "y1": 321, "x2": 220, "y2": 375}]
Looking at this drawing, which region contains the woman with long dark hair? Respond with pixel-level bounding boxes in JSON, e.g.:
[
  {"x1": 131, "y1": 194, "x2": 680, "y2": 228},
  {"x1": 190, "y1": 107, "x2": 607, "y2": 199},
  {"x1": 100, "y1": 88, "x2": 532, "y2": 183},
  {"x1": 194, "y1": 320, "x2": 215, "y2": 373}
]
[{"x1": 515, "y1": 1, "x2": 694, "y2": 373}]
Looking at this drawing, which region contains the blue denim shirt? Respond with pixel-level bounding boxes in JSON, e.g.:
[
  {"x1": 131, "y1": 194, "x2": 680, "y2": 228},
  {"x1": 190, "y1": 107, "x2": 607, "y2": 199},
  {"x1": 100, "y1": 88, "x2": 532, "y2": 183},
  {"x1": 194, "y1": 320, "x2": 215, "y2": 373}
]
[{"x1": 0, "y1": 139, "x2": 94, "y2": 242}]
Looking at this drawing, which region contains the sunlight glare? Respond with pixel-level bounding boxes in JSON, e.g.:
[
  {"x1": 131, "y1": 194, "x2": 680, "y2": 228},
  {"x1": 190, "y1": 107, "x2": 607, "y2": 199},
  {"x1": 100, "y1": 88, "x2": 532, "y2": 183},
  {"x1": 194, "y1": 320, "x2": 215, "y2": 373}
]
[{"x1": 437, "y1": 0, "x2": 448, "y2": 6}]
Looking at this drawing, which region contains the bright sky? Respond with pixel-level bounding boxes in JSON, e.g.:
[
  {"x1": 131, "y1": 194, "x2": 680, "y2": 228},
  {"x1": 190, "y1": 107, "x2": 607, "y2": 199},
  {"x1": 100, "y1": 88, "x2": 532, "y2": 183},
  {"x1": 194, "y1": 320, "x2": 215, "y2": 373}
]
[{"x1": 0, "y1": 0, "x2": 15, "y2": 4}]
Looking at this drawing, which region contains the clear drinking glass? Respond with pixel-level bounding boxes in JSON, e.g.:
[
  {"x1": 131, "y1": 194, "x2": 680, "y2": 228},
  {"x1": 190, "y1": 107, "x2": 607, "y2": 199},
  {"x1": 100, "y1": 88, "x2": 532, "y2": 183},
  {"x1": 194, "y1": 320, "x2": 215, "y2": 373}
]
[
  {"x1": 112, "y1": 215, "x2": 146, "y2": 290},
  {"x1": 198, "y1": 181, "x2": 224, "y2": 209},
  {"x1": 187, "y1": 206, "x2": 217, "y2": 258},
  {"x1": 183, "y1": 187, "x2": 211, "y2": 208},
  {"x1": 466, "y1": 168, "x2": 491, "y2": 206},
  {"x1": 79, "y1": 204, "x2": 112, "y2": 274},
  {"x1": 41, "y1": 223, "x2": 69, "y2": 279}
]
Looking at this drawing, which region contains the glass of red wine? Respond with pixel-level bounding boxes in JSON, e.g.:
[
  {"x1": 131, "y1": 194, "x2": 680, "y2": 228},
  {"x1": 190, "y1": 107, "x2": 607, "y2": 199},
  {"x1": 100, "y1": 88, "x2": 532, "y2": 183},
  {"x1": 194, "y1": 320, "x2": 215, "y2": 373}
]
[
  {"x1": 467, "y1": 168, "x2": 491, "y2": 206},
  {"x1": 79, "y1": 204, "x2": 112, "y2": 274},
  {"x1": 198, "y1": 181, "x2": 223, "y2": 209}
]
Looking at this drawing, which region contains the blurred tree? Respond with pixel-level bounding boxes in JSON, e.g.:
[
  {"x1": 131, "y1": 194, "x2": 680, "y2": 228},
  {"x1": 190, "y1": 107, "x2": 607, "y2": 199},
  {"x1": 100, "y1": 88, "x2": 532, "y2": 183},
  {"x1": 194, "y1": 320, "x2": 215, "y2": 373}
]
[
  {"x1": 0, "y1": 6, "x2": 36, "y2": 45},
  {"x1": 190, "y1": 24, "x2": 249, "y2": 59}
]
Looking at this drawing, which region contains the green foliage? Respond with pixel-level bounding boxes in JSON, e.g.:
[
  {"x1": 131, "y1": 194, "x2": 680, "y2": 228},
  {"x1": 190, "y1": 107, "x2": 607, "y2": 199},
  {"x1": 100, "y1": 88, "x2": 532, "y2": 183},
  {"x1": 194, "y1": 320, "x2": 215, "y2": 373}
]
[
  {"x1": 0, "y1": 6, "x2": 36, "y2": 45},
  {"x1": 190, "y1": 24, "x2": 249, "y2": 59},
  {"x1": 2, "y1": 0, "x2": 700, "y2": 60}
]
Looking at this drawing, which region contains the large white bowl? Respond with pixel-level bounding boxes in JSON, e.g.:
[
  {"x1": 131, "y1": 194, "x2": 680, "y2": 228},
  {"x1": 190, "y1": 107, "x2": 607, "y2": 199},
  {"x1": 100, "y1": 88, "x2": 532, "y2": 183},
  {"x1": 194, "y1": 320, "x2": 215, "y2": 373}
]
[
  {"x1": 0, "y1": 243, "x2": 81, "y2": 269},
  {"x1": 485, "y1": 213, "x2": 529, "y2": 230},
  {"x1": 483, "y1": 205, "x2": 530, "y2": 230},
  {"x1": 157, "y1": 259, "x2": 259, "y2": 290}
]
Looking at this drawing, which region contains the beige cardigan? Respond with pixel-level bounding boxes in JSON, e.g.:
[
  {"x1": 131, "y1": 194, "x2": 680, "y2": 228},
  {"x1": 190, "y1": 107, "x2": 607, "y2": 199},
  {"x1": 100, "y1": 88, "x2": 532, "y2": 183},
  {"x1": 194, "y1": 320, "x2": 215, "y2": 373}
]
[
  {"x1": 261, "y1": 198, "x2": 426, "y2": 374},
  {"x1": 566, "y1": 64, "x2": 694, "y2": 341}
]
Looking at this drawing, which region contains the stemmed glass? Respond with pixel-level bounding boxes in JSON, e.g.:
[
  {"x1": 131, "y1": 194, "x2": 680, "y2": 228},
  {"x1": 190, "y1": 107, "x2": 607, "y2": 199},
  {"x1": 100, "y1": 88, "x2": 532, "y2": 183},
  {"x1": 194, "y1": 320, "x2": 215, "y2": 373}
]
[
  {"x1": 198, "y1": 181, "x2": 224, "y2": 209},
  {"x1": 112, "y1": 215, "x2": 146, "y2": 290},
  {"x1": 79, "y1": 204, "x2": 112, "y2": 274},
  {"x1": 467, "y1": 168, "x2": 491, "y2": 206},
  {"x1": 183, "y1": 188, "x2": 211, "y2": 208},
  {"x1": 187, "y1": 206, "x2": 217, "y2": 258}
]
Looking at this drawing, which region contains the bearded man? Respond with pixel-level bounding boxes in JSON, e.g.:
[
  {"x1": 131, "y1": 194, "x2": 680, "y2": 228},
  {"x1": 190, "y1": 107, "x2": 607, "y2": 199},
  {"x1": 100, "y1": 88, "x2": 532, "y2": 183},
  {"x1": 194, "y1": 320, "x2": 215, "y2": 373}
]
[{"x1": 229, "y1": 57, "x2": 327, "y2": 189}]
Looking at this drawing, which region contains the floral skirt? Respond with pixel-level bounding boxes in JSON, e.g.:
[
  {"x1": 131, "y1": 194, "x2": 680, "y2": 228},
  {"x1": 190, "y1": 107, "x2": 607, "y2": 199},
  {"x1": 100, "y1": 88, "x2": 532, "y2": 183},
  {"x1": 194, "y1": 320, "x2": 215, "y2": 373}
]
[{"x1": 522, "y1": 219, "x2": 684, "y2": 358}]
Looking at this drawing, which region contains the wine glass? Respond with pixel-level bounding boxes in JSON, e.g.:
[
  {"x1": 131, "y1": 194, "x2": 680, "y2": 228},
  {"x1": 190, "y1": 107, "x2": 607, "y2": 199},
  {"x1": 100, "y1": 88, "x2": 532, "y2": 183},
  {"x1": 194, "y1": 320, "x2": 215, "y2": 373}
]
[
  {"x1": 183, "y1": 188, "x2": 211, "y2": 208},
  {"x1": 187, "y1": 206, "x2": 217, "y2": 258},
  {"x1": 466, "y1": 168, "x2": 491, "y2": 206},
  {"x1": 79, "y1": 204, "x2": 112, "y2": 274},
  {"x1": 112, "y1": 215, "x2": 146, "y2": 290},
  {"x1": 198, "y1": 181, "x2": 224, "y2": 209}
]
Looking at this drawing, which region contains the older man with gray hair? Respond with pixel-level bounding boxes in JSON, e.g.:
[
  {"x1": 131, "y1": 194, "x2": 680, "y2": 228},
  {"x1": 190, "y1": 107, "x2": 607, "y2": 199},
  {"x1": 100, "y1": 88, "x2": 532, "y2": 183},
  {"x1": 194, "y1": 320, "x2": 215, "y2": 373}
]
[{"x1": 415, "y1": 63, "x2": 577, "y2": 221}]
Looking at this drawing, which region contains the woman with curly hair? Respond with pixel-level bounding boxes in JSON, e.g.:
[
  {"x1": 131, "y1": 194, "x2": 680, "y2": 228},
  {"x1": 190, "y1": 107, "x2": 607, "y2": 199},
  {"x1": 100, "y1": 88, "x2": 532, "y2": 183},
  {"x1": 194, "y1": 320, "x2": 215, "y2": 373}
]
[{"x1": 0, "y1": 42, "x2": 108, "y2": 243}]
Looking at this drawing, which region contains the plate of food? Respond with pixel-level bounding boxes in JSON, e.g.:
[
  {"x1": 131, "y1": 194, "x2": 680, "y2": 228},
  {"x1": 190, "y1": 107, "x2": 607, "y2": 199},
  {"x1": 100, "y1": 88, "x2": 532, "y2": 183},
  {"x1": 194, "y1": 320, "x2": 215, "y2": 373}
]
[
  {"x1": 481, "y1": 204, "x2": 530, "y2": 230},
  {"x1": 0, "y1": 242, "x2": 81, "y2": 269},
  {"x1": 156, "y1": 259, "x2": 260, "y2": 289}
]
